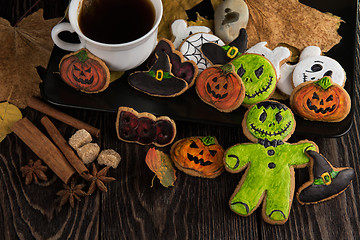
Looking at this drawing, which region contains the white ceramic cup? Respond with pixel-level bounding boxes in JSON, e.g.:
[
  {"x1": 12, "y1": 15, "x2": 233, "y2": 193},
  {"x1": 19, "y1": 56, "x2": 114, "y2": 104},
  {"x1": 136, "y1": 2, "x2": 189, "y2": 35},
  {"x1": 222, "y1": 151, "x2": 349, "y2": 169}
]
[{"x1": 51, "y1": 0, "x2": 163, "y2": 71}]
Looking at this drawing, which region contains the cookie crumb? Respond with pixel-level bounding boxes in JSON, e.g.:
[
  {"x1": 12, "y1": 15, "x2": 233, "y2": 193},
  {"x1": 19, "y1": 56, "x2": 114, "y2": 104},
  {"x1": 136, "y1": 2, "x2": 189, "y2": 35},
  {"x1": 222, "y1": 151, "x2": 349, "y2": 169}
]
[
  {"x1": 69, "y1": 129, "x2": 92, "y2": 150},
  {"x1": 97, "y1": 149, "x2": 121, "y2": 168},
  {"x1": 77, "y1": 143, "x2": 100, "y2": 164}
]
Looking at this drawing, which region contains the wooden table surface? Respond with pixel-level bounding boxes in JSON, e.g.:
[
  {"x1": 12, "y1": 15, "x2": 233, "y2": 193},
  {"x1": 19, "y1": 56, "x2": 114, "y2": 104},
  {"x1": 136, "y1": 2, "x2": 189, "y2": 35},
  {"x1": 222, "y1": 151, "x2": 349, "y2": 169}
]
[{"x1": 1, "y1": 0, "x2": 360, "y2": 239}]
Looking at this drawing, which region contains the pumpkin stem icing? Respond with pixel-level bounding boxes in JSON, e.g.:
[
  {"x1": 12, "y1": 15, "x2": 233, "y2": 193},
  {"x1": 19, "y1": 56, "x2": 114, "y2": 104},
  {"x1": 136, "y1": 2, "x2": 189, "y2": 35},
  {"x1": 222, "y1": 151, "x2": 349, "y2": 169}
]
[{"x1": 315, "y1": 76, "x2": 333, "y2": 90}]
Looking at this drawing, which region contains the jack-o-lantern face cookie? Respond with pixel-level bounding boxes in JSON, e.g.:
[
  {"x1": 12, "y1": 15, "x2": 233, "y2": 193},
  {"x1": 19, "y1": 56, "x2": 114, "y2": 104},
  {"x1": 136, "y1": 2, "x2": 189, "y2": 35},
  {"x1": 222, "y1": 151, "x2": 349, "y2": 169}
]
[
  {"x1": 231, "y1": 53, "x2": 277, "y2": 106},
  {"x1": 224, "y1": 100, "x2": 318, "y2": 224},
  {"x1": 195, "y1": 63, "x2": 245, "y2": 112},
  {"x1": 59, "y1": 48, "x2": 110, "y2": 93},
  {"x1": 290, "y1": 76, "x2": 351, "y2": 122},
  {"x1": 170, "y1": 136, "x2": 225, "y2": 178}
]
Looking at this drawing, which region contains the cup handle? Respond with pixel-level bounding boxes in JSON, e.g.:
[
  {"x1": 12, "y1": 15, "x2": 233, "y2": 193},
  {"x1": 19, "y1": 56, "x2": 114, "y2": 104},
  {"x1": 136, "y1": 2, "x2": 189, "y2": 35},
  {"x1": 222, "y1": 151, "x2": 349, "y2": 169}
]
[{"x1": 51, "y1": 22, "x2": 85, "y2": 52}]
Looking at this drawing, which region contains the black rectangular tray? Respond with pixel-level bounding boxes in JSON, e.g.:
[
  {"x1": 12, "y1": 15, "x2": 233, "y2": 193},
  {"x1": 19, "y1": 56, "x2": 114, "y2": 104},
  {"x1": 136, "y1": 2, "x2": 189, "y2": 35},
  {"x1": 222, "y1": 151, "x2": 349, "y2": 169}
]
[{"x1": 41, "y1": 0, "x2": 357, "y2": 138}]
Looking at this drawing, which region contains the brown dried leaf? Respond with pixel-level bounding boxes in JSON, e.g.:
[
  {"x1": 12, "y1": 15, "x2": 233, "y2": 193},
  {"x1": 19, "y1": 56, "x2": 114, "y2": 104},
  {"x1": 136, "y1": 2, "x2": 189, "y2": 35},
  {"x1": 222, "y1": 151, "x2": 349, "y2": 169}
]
[
  {"x1": 145, "y1": 147, "x2": 176, "y2": 188},
  {"x1": 0, "y1": 9, "x2": 61, "y2": 108},
  {"x1": 244, "y1": 0, "x2": 342, "y2": 52}
]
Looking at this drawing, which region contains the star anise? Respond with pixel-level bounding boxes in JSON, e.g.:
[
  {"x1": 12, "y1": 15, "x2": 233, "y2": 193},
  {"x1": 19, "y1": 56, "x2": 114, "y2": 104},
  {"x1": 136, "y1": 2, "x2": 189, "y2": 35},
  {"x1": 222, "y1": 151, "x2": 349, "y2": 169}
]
[
  {"x1": 56, "y1": 179, "x2": 87, "y2": 208},
  {"x1": 83, "y1": 163, "x2": 116, "y2": 195},
  {"x1": 20, "y1": 159, "x2": 48, "y2": 185}
]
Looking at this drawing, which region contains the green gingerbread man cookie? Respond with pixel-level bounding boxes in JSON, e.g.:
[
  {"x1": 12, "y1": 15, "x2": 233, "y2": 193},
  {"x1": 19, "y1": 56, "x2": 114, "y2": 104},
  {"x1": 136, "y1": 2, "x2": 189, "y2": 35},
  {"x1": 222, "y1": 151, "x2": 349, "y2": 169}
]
[{"x1": 224, "y1": 100, "x2": 318, "y2": 224}]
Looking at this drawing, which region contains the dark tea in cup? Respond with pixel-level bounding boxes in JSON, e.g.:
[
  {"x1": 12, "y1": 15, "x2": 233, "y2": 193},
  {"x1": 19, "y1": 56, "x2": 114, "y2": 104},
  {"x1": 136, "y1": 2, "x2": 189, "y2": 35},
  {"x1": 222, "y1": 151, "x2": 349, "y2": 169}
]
[{"x1": 78, "y1": 0, "x2": 156, "y2": 44}]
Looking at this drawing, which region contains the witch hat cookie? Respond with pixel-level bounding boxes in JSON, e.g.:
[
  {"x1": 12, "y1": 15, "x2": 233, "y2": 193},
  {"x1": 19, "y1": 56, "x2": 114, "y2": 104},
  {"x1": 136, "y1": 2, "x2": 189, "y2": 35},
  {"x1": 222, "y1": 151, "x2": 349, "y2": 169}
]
[
  {"x1": 128, "y1": 51, "x2": 188, "y2": 97},
  {"x1": 297, "y1": 150, "x2": 355, "y2": 205},
  {"x1": 201, "y1": 28, "x2": 248, "y2": 66}
]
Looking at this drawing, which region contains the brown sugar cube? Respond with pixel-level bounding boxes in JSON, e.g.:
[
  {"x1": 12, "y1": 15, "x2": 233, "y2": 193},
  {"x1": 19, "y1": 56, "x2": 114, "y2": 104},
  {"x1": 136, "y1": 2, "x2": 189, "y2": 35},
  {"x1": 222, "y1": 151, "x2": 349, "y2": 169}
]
[
  {"x1": 97, "y1": 149, "x2": 121, "y2": 168},
  {"x1": 68, "y1": 129, "x2": 92, "y2": 150},
  {"x1": 77, "y1": 143, "x2": 100, "y2": 164}
]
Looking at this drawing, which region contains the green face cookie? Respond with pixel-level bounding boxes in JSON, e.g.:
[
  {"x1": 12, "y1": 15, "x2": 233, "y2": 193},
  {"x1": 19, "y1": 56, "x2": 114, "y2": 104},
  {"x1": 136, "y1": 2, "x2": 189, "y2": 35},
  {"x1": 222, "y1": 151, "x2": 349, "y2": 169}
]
[
  {"x1": 232, "y1": 54, "x2": 277, "y2": 105},
  {"x1": 246, "y1": 101, "x2": 295, "y2": 141}
]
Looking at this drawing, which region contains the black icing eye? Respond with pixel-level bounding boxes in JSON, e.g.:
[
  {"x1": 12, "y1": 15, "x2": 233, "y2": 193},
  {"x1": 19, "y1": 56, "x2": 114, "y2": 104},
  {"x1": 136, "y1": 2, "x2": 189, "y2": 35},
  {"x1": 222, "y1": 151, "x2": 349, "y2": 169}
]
[
  {"x1": 223, "y1": 83, "x2": 228, "y2": 89},
  {"x1": 275, "y1": 112, "x2": 283, "y2": 123},
  {"x1": 259, "y1": 110, "x2": 267, "y2": 123},
  {"x1": 190, "y1": 141, "x2": 199, "y2": 148},
  {"x1": 85, "y1": 67, "x2": 91, "y2": 73},
  {"x1": 237, "y1": 64, "x2": 245, "y2": 77},
  {"x1": 326, "y1": 95, "x2": 334, "y2": 102},
  {"x1": 74, "y1": 65, "x2": 80, "y2": 71},
  {"x1": 212, "y1": 77, "x2": 218, "y2": 82},
  {"x1": 209, "y1": 150, "x2": 217, "y2": 157},
  {"x1": 254, "y1": 65, "x2": 264, "y2": 78},
  {"x1": 312, "y1": 92, "x2": 320, "y2": 100},
  {"x1": 311, "y1": 64, "x2": 323, "y2": 72}
]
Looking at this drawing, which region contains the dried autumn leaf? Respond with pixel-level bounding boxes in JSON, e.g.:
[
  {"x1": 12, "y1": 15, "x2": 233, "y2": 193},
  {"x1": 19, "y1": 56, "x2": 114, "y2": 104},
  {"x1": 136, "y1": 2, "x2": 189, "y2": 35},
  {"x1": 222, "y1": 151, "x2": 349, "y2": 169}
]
[
  {"x1": 145, "y1": 147, "x2": 176, "y2": 188},
  {"x1": 0, "y1": 101, "x2": 22, "y2": 142},
  {"x1": 0, "y1": 9, "x2": 62, "y2": 108},
  {"x1": 244, "y1": 0, "x2": 342, "y2": 52}
]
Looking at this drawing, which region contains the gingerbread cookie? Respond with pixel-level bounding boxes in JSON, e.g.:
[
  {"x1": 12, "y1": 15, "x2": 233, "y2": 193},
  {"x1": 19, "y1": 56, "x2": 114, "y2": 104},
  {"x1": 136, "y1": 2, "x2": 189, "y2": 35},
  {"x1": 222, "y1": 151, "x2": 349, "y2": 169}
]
[
  {"x1": 231, "y1": 53, "x2": 277, "y2": 106},
  {"x1": 179, "y1": 33, "x2": 224, "y2": 72},
  {"x1": 147, "y1": 38, "x2": 198, "y2": 87},
  {"x1": 59, "y1": 48, "x2": 110, "y2": 93},
  {"x1": 128, "y1": 51, "x2": 188, "y2": 97},
  {"x1": 116, "y1": 107, "x2": 176, "y2": 147},
  {"x1": 297, "y1": 150, "x2": 355, "y2": 205},
  {"x1": 201, "y1": 28, "x2": 248, "y2": 65},
  {"x1": 195, "y1": 63, "x2": 245, "y2": 112},
  {"x1": 224, "y1": 100, "x2": 318, "y2": 224},
  {"x1": 278, "y1": 46, "x2": 346, "y2": 96},
  {"x1": 170, "y1": 136, "x2": 225, "y2": 178},
  {"x1": 171, "y1": 19, "x2": 211, "y2": 49},
  {"x1": 290, "y1": 76, "x2": 351, "y2": 122}
]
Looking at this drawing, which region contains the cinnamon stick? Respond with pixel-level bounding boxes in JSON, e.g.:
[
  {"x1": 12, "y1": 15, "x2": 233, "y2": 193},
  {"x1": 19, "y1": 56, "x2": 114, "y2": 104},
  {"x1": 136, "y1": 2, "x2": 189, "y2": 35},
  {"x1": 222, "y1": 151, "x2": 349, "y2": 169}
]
[
  {"x1": 11, "y1": 118, "x2": 75, "y2": 183},
  {"x1": 41, "y1": 116, "x2": 90, "y2": 178},
  {"x1": 27, "y1": 97, "x2": 100, "y2": 137}
]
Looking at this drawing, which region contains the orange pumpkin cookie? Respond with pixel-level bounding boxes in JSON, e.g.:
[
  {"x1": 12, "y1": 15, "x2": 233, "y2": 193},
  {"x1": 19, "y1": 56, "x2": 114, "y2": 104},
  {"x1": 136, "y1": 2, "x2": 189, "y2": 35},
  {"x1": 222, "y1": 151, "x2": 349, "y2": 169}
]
[
  {"x1": 290, "y1": 76, "x2": 351, "y2": 122},
  {"x1": 170, "y1": 136, "x2": 225, "y2": 178},
  {"x1": 195, "y1": 63, "x2": 245, "y2": 112},
  {"x1": 59, "y1": 48, "x2": 110, "y2": 93}
]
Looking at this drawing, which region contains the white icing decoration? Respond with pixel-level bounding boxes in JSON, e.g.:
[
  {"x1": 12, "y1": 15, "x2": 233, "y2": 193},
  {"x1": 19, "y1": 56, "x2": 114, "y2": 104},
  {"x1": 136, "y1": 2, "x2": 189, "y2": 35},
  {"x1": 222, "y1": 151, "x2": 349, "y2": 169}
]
[
  {"x1": 278, "y1": 63, "x2": 296, "y2": 96},
  {"x1": 171, "y1": 19, "x2": 211, "y2": 49},
  {"x1": 179, "y1": 33, "x2": 224, "y2": 72},
  {"x1": 292, "y1": 46, "x2": 346, "y2": 88},
  {"x1": 246, "y1": 42, "x2": 290, "y2": 77}
]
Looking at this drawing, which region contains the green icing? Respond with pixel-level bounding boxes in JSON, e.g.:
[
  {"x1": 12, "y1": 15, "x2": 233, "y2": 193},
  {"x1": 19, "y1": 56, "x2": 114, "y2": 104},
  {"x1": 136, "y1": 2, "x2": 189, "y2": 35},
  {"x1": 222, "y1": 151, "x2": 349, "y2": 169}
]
[
  {"x1": 231, "y1": 54, "x2": 276, "y2": 105},
  {"x1": 75, "y1": 50, "x2": 89, "y2": 63},
  {"x1": 313, "y1": 170, "x2": 339, "y2": 185},
  {"x1": 246, "y1": 102, "x2": 295, "y2": 141},
  {"x1": 200, "y1": 136, "x2": 216, "y2": 146},
  {"x1": 225, "y1": 141, "x2": 316, "y2": 222},
  {"x1": 148, "y1": 70, "x2": 172, "y2": 79},
  {"x1": 315, "y1": 76, "x2": 333, "y2": 90}
]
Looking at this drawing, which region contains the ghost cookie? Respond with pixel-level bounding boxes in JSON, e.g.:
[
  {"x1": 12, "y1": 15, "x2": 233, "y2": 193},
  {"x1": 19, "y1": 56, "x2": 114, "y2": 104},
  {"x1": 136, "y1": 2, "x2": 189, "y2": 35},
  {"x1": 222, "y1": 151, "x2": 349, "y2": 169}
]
[
  {"x1": 179, "y1": 33, "x2": 224, "y2": 72},
  {"x1": 224, "y1": 100, "x2": 318, "y2": 224},
  {"x1": 116, "y1": 107, "x2": 176, "y2": 147},
  {"x1": 278, "y1": 46, "x2": 346, "y2": 96},
  {"x1": 170, "y1": 136, "x2": 225, "y2": 178},
  {"x1": 214, "y1": 0, "x2": 249, "y2": 43},
  {"x1": 195, "y1": 63, "x2": 245, "y2": 112},
  {"x1": 297, "y1": 150, "x2": 355, "y2": 205},
  {"x1": 231, "y1": 53, "x2": 277, "y2": 106},
  {"x1": 147, "y1": 38, "x2": 198, "y2": 87},
  {"x1": 201, "y1": 28, "x2": 248, "y2": 65},
  {"x1": 128, "y1": 51, "x2": 188, "y2": 97},
  {"x1": 171, "y1": 19, "x2": 211, "y2": 49},
  {"x1": 290, "y1": 76, "x2": 351, "y2": 122}
]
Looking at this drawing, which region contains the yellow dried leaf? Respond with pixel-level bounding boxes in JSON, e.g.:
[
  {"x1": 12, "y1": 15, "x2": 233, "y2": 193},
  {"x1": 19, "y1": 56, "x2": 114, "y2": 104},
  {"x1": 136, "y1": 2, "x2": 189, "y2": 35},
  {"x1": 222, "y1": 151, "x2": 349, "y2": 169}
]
[
  {"x1": 0, "y1": 102, "x2": 22, "y2": 142},
  {"x1": 244, "y1": 0, "x2": 342, "y2": 52},
  {"x1": 188, "y1": 13, "x2": 214, "y2": 31},
  {"x1": 145, "y1": 147, "x2": 176, "y2": 188},
  {"x1": 0, "y1": 9, "x2": 62, "y2": 108},
  {"x1": 158, "y1": 0, "x2": 187, "y2": 40}
]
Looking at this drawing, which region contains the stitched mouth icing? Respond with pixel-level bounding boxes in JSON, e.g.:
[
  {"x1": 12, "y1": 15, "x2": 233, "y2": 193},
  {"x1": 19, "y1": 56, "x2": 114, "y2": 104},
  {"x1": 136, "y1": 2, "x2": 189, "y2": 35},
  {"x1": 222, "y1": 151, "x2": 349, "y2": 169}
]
[
  {"x1": 306, "y1": 99, "x2": 336, "y2": 114},
  {"x1": 206, "y1": 83, "x2": 228, "y2": 99},
  {"x1": 250, "y1": 121, "x2": 292, "y2": 137},
  {"x1": 187, "y1": 153, "x2": 213, "y2": 166},
  {"x1": 245, "y1": 76, "x2": 273, "y2": 99}
]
